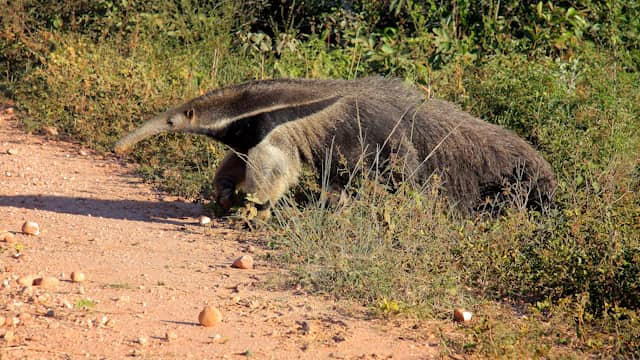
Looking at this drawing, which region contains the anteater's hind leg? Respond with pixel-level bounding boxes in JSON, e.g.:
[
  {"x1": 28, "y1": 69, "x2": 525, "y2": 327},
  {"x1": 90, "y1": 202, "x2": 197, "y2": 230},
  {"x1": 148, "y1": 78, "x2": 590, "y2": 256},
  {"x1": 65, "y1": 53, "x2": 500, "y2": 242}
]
[
  {"x1": 243, "y1": 139, "x2": 302, "y2": 218},
  {"x1": 213, "y1": 151, "x2": 247, "y2": 212}
]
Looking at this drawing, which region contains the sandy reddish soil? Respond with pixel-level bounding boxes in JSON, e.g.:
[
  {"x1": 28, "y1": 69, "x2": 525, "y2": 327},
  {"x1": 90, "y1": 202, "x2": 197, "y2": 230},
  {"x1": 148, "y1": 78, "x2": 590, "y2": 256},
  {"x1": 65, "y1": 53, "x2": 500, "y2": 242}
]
[{"x1": 0, "y1": 107, "x2": 442, "y2": 359}]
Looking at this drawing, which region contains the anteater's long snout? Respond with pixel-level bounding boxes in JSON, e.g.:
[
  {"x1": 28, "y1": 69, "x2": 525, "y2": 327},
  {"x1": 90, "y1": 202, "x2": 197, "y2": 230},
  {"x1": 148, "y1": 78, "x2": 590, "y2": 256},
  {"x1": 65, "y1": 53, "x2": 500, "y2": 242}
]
[{"x1": 113, "y1": 114, "x2": 171, "y2": 154}]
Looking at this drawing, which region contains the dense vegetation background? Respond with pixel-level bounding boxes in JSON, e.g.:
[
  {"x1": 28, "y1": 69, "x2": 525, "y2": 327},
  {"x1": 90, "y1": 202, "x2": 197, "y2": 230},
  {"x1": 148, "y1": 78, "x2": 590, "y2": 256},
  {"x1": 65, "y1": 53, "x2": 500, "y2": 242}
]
[{"x1": 1, "y1": 0, "x2": 639, "y2": 357}]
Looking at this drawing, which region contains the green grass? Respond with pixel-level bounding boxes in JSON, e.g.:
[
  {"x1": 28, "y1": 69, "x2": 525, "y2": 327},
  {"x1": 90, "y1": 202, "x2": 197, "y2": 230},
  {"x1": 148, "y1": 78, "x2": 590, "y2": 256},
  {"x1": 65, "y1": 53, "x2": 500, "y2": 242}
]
[
  {"x1": 2, "y1": 1, "x2": 639, "y2": 357},
  {"x1": 75, "y1": 298, "x2": 96, "y2": 311},
  {"x1": 269, "y1": 179, "x2": 463, "y2": 319}
]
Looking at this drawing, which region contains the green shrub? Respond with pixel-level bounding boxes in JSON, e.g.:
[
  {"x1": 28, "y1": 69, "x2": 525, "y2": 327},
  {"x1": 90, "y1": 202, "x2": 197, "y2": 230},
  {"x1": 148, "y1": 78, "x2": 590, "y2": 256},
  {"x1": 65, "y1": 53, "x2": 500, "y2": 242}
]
[{"x1": 5, "y1": 1, "x2": 254, "y2": 197}]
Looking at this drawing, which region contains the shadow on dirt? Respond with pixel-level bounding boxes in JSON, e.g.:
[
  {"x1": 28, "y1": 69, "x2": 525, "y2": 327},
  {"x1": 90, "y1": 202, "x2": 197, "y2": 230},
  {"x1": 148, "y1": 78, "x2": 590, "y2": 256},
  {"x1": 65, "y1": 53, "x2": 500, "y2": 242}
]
[
  {"x1": 160, "y1": 320, "x2": 201, "y2": 327},
  {"x1": 0, "y1": 195, "x2": 203, "y2": 225}
]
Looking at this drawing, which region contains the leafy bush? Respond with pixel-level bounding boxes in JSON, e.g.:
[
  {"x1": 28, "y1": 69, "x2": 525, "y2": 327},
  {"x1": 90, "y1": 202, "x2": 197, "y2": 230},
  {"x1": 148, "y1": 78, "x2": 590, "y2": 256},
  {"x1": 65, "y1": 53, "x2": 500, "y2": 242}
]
[{"x1": 3, "y1": 1, "x2": 253, "y2": 197}]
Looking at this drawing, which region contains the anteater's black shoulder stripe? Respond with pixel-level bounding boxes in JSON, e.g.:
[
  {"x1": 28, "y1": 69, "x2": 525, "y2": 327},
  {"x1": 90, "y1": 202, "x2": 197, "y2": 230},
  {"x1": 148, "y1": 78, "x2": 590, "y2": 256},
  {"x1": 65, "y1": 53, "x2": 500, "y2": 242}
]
[{"x1": 209, "y1": 95, "x2": 341, "y2": 152}]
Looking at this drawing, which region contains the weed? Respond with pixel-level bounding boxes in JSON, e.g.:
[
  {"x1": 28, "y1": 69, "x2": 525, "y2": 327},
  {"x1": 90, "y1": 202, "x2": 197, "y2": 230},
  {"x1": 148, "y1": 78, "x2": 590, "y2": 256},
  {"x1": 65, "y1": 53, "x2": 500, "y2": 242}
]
[
  {"x1": 75, "y1": 298, "x2": 96, "y2": 310},
  {"x1": 14, "y1": 243, "x2": 24, "y2": 253}
]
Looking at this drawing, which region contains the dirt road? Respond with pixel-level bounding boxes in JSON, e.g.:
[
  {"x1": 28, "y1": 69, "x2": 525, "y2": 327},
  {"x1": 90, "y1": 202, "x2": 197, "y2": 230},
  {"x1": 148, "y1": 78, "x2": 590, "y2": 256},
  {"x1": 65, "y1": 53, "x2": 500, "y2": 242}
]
[{"x1": 0, "y1": 108, "x2": 439, "y2": 359}]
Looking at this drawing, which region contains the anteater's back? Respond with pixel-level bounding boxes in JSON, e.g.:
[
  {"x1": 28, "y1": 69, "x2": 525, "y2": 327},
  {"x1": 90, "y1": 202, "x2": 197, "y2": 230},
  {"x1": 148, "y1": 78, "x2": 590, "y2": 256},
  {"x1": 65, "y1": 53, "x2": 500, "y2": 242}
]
[{"x1": 291, "y1": 77, "x2": 556, "y2": 212}]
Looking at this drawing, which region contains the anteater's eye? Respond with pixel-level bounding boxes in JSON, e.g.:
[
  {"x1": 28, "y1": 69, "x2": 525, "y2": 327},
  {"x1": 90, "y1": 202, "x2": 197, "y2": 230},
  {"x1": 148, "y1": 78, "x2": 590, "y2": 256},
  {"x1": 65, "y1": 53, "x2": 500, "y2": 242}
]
[{"x1": 185, "y1": 108, "x2": 194, "y2": 119}]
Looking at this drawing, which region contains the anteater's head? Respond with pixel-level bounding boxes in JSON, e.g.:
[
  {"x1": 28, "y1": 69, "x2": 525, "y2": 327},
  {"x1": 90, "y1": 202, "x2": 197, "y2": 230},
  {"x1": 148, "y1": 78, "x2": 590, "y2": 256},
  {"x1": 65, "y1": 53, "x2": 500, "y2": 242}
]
[
  {"x1": 113, "y1": 91, "x2": 237, "y2": 155},
  {"x1": 114, "y1": 79, "x2": 339, "y2": 154}
]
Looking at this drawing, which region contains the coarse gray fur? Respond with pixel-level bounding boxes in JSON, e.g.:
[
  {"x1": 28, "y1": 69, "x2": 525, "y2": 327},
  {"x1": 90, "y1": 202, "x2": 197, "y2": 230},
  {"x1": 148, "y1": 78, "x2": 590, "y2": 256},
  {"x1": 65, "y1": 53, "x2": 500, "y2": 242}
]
[{"x1": 114, "y1": 77, "x2": 556, "y2": 214}]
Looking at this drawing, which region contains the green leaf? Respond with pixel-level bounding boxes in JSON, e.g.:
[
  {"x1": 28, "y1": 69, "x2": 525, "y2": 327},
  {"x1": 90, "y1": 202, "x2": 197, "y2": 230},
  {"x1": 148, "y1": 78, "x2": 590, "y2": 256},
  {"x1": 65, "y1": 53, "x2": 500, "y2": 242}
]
[{"x1": 537, "y1": 2, "x2": 544, "y2": 17}]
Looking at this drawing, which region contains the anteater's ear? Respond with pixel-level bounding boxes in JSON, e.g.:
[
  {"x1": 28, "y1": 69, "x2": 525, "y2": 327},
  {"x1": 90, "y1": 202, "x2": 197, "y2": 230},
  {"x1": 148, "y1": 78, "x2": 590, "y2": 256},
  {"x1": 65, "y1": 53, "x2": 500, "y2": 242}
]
[{"x1": 185, "y1": 108, "x2": 195, "y2": 120}]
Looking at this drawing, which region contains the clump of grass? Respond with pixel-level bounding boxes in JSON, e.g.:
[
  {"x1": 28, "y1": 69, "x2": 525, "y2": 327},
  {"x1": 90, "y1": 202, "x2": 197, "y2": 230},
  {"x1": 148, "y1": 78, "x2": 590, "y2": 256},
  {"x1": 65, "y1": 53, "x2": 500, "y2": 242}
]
[
  {"x1": 269, "y1": 170, "x2": 469, "y2": 319},
  {"x1": 75, "y1": 298, "x2": 96, "y2": 311}
]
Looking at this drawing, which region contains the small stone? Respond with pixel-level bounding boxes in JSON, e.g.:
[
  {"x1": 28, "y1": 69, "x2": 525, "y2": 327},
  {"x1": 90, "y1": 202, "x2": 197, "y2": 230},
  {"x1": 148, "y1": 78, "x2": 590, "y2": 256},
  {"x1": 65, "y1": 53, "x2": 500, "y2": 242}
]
[
  {"x1": 198, "y1": 305, "x2": 222, "y2": 327},
  {"x1": 17, "y1": 275, "x2": 35, "y2": 287},
  {"x1": 33, "y1": 276, "x2": 59, "y2": 289},
  {"x1": 198, "y1": 215, "x2": 212, "y2": 226},
  {"x1": 45, "y1": 309, "x2": 55, "y2": 317},
  {"x1": 21, "y1": 221, "x2": 40, "y2": 236},
  {"x1": 70, "y1": 271, "x2": 86, "y2": 283},
  {"x1": 6, "y1": 148, "x2": 18, "y2": 155},
  {"x1": 453, "y1": 308, "x2": 473, "y2": 323},
  {"x1": 0, "y1": 231, "x2": 16, "y2": 243},
  {"x1": 135, "y1": 336, "x2": 148, "y2": 346},
  {"x1": 79, "y1": 149, "x2": 88, "y2": 156},
  {"x1": 0, "y1": 316, "x2": 5, "y2": 326},
  {"x1": 231, "y1": 255, "x2": 254, "y2": 270},
  {"x1": 36, "y1": 293, "x2": 51, "y2": 304}
]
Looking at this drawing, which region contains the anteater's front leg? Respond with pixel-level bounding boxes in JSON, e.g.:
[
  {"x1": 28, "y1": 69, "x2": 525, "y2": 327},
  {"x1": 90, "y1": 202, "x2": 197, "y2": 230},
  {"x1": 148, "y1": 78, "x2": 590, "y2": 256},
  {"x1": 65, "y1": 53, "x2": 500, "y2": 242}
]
[
  {"x1": 243, "y1": 140, "x2": 302, "y2": 218},
  {"x1": 213, "y1": 151, "x2": 246, "y2": 211}
]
